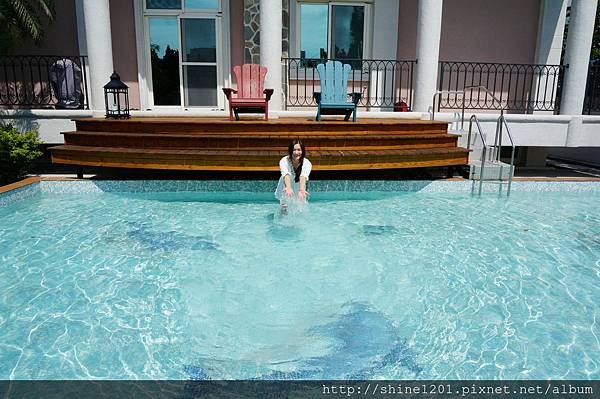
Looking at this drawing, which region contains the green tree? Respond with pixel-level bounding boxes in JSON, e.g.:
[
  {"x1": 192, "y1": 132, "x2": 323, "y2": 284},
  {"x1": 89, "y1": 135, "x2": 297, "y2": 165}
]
[
  {"x1": 591, "y1": 5, "x2": 600, "y2": 60},
  {"x1": 150, "y1": 45, "x2": 181, "y2": 105},
  {"x1": 563, "y1": 5, "x2": 600, "y2": 61},
  {"x1": 0, "y1": 0, "x2": 55, "y2": 53},
  {"x1": 0, "y1": 124, "x2": 42, "y2": 185}
]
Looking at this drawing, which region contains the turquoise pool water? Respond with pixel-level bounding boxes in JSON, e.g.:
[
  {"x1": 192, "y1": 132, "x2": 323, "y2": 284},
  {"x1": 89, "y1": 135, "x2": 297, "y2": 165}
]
[{"x1": 0, "y1": 181, "x2": 599, "y2": 380}]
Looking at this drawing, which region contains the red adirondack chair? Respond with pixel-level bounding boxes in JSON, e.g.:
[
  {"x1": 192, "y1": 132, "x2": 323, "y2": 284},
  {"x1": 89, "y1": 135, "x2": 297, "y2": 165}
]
[{"x1": 222, "y1": 64, "x2": 274, "y2": 121}]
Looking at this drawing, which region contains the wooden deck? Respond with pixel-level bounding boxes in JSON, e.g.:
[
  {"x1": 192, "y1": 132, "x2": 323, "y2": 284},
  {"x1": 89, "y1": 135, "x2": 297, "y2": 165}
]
[{"x1": 49, "y1": 117, "x2": 469, "y2": 171}]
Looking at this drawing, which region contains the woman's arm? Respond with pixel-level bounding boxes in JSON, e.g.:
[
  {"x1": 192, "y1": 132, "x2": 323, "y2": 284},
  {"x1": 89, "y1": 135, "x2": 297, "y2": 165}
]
[
  {"x1": 298, "y1": 176, "x2": 308, "y2": 200},
  {"x1": 297, "y1": 159, "x2": 311, "y2": 200},
  {"x1": 280, "y1": 157, "x2": 294, "y2": 197},
  {"x1": 283, "y1": 174, "x2": 294, "y2": 197}
]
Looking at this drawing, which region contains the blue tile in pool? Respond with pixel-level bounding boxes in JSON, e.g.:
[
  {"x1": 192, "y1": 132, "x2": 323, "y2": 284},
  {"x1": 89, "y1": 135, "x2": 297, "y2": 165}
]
[
  {"x1": 0, "y1": 183, "x2": 40, "y2": 206},
  {"x1": 34, "y1": 180, "x2": 600, "y2": 194},
  {"x1": 38, "y1": 180, "x2": 278, "y2": 194},
  {"x1": 1, "y1": 180, "x2": 598, "y2": 207}
]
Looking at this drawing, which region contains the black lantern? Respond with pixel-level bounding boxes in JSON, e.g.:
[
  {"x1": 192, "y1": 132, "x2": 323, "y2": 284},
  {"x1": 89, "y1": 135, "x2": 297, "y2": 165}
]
[{"x1": 104, "y1": 71, "x2": 130, "y2": 118}]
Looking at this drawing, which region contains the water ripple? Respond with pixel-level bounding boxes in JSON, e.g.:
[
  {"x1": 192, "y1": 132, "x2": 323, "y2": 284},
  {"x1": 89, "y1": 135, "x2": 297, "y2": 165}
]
[{"x1": 0, "y1": 190, "x2": 598, "y2": 379}]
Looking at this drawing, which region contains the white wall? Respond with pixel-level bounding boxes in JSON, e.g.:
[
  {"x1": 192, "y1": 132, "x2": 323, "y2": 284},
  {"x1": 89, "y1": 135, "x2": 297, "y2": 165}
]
[
  {"x1": 434, "y1": 112, "x2": 600, "y2": 147},
  {"x1": 0, "y1": 110, "x2": 92, "y2": 143},
  {"x1": 372, "y1": 0, "x2": 399, "y2": 60}
]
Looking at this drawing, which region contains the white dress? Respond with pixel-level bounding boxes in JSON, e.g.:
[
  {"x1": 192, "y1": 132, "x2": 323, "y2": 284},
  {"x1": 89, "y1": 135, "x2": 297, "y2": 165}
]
[{"x1": 275, "y1": 156, "x2": 312, "y2": 200}]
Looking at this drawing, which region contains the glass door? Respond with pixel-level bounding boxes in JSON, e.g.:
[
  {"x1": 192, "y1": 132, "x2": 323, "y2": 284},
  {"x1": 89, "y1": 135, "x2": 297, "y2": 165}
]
[
  {"x1": 329, "y1": 3, "x2": 365, "y2": 61},
  {"x1": 144, "y1": 0, "x2": 224, "y2": 109},
  {"x1": 179, "y1": 16, "x2": 222, "y2": 108},
  {"x1": 148, "y1": 16, "x2": 181, "y2": 106}
]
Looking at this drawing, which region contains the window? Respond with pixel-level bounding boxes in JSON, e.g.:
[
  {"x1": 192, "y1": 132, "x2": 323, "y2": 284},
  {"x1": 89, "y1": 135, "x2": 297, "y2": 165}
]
[
  {"x1": 146, "y1": 0, "x2": 219, "y2": 10},
  {"x1": 146, "y1": 0, "x2": 180, "y2": 9},
  {"x1": 144, "y1": 0, "x2": 224, "y2": 108},
  {"x1": 181, "y1": 18, "x2": 218, "y2": 106},
  {"x1": 297, "y1": 1, "x2": 369, "y2": 62},
  {"x1": 148, "y1": 17, "x2": 180, "y2": 105},
  {"x1": 300, "y1": 4, "x2": 328, "y2": 59}
]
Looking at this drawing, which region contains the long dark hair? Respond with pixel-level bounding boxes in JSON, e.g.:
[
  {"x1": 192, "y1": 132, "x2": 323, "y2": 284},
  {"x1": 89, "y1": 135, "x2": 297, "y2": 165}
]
[{"x1": 287, "y1": 139, "x2": 305, "y2": 183}]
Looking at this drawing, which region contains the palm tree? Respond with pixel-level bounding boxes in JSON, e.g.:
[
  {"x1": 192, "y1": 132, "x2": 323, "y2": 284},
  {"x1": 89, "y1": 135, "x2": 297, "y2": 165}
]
[{"x1": 0, "y1": 0, "x2": 55, "y2": 53}]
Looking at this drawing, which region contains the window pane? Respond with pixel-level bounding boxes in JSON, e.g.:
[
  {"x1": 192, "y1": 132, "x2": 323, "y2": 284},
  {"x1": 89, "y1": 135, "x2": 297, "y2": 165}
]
[
  {"x1": 149, "y1": 17, "x2": 181, "y2": 105},
  {"x1": 146, "y1": 0, "x2": 181, "y2": 9},
  {"x1": 183, "y1": 66, "x2": 217, "y2": 106},
  {"x1": 182, "y1": 19, "x2": 216, "y2": 62},
  {"x1": 185, "y1": 0, "x2": 219, "y2": 9},
  {"x1": 300, "y1": 4, "x2": 328, "y2": 59},
  {"x1": 331, "y1": 5, "x2": 364, "y2": 60}
]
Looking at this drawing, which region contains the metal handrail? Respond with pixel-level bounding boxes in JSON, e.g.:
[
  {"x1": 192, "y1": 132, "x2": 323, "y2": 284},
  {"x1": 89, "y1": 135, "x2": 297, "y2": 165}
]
[
  {"x1": 468, "y1": 115, "x2": 487, "y2": 196},
  {"x1": 467, "y1": 113, "x2": 516, "y2": 196},
  {"x1": 432, "y1": 85, "x2": 508, "y2": 128},
  {"x1": 496, "y1": 115, "x2": 516, "y2": 195},
  {"x1": 431, "y1": 90, "x2": 466, "y2": 129},
  {"x1": 436, "y1": 86, "x2": 515, "y2": 196},
  {"x1": 463, "y1": 85, "x2": 508, "y2": 113}
]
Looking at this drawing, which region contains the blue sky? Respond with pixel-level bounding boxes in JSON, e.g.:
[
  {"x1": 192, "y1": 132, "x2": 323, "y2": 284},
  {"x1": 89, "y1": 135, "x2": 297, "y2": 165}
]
[{"x1": 149, "y1": 17, "x2": 179, "y2": 56}]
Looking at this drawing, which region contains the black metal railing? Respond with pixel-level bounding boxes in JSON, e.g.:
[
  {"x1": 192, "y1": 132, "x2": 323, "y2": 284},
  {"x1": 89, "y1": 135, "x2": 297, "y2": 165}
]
[
  {"x1": 0, "y1": 55, "x2": 89, "y2": 109},
  {"x1": 584, "y1": 64, "x2": 600, "y2": 115},
  {"x1": 284, "y1": 58, "x2": 415, "y2": 109},
  {"x1": 437, "y1": 61, "x2": 565, "y2": 113}
]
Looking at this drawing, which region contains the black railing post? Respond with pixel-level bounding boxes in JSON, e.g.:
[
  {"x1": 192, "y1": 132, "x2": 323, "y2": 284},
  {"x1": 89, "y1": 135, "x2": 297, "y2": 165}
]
[
  {"x1": 11, "y1": 58, "x2": 18, "y2": 105},
  {"x1": 432, "y1": 60, "x2": 564, "y2": 114},
  {"x1": 584, "y1": 64, "x2": 600, "y2": 115},
  {"x1": 282, "y1": 57, "x2": 416, "y2": 110},
  {"x1": 0, "y1": 55, "x2": 88, "y2": 109},
  {"x1": 437, "y1": 61, "x2": 445, "y2": 112}
]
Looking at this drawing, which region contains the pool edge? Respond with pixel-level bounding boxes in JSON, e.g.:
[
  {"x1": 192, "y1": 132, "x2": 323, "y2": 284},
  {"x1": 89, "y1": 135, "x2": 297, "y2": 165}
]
[{"x1": 2, "y1": 177, "x2": 600, "y2": 207}]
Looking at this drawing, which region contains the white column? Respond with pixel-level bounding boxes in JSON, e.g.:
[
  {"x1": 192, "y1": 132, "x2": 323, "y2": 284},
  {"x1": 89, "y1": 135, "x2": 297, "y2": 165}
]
[
  {"x1": 83, "y1": 0, "x2": 114, "y2": 112},
  {"x1": 412, "y1": 0, "x2": 443, "y2": 113},
  {"x1": 260, "y1": 0, "x2": 282, "y2": 111},
  {"x1": 534, "y1": 0, "x2": 568, "y2": 66},
  {"x1": 560, "y1": 0, "x2": 598, "y2": 115}
]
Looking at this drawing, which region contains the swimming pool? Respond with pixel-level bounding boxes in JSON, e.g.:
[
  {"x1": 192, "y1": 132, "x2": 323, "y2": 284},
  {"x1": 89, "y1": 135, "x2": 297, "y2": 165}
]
[{"x1": 0, "y1": 180, "x2": 598, "y2": 380}]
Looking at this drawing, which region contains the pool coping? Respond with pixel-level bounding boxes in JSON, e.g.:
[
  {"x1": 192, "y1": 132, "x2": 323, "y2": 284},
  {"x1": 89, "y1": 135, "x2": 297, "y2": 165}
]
[
  {"x1": 2, "y1": 175, "x2": 600, "y2": 194},
  {"x1": 1, "y1": 176, "x2": 599, "y2": 207},
  {"x1": 1, "y1": 175, "x2": 599, "y2": 193},
  {"x1": 0, "y1": 177, "x2": 42, "y2": 194}
]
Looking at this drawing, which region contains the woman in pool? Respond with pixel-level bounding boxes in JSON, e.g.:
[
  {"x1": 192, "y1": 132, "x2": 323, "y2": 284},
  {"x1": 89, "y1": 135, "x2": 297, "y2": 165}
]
[{"x1": 275, "y1": 139, "x2": 312, "y2": 204}]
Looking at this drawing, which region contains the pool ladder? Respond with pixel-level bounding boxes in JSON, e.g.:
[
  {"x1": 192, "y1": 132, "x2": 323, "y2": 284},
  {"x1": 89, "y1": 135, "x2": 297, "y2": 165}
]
[
  {"x1": 467, "y1": 114, "x2": 515, "y2": 196},
  {"x1": 431, "y1": 86, "x2": 516, "y2": 196}
]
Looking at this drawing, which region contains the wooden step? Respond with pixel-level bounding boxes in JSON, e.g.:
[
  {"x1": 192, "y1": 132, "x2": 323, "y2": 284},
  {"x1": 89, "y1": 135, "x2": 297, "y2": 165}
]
[
  {"x1": 74, "y1": 117, "x2": 449, "y2": 135},
  {"x1": 62, "y1": 131, "x2": 459, "y2": 150},
  {"x1": 49, "y1": 145, "x2": 469, "y2": 171},
  {"x1": 52, "y1": 117, "x2": 468, "y2": 172}
]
